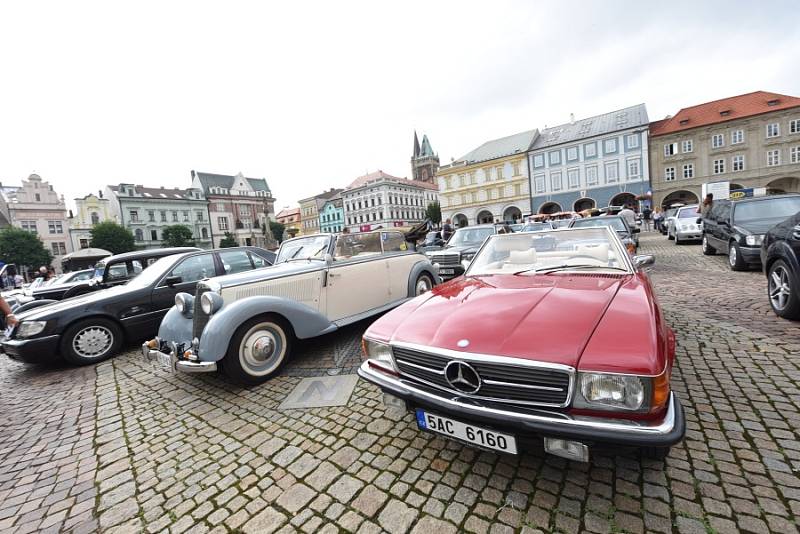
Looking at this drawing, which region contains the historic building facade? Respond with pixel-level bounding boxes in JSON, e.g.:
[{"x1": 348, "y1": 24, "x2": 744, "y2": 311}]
[
  {"x1": 342, "y1": 170, "x2": 438, "y2": 233},
  {"x1": 436, "y1": 130, "x2": 537, "y2": 227},
  {"x1": 411, "y1": 132, "x2": 440, "y2": 184},
  {"x1": 69, "y1": 192, "x2": 115, "y2": 251},
  {"x1": 298, "y1": 189, "x2": 342, "y2": 235},
  {"x1": 191, "y1": 171, "x2": 276, "y2": 248},
  {"x1": 319, "y1": 193, "x2": 344, "y2": 234},
  {"x1": 106, "y1": 184, "x2": 213, "y2": 249},
  {"x1": 275, "y1": 207, "x2": 301, "y2": 239},
  {"x1": 0, "y1": 174, "x2": 73, "y2": 270},
  {"x1": 528, "y1": 104, "x2": 650, "y2": 214},
  {"x1": 649, "y1": 91, "x2": 800, "y2": 208}
]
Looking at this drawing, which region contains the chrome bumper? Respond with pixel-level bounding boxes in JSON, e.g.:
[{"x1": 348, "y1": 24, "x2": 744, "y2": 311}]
[
  {"x1": 141, "y1": 342, "x2": 217, "y2": 374},
  {"x1": 358, "y1": 361, "x2": 684, "y2": 447}
]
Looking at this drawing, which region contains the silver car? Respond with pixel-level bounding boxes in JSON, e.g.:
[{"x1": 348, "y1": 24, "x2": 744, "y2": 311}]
[{"x1": 667, "y1": 205, "x2": 702, "y2": 244}]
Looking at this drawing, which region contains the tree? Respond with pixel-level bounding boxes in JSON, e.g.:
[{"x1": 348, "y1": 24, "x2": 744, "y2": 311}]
[
  {"x1": 219, "y1": 231, "x2": 238, "y2": 248},
  {"x1": 425, "y1": 201, "x2": 442, "y2": 225},
  {"x1": 161, "y1": 225, "x2": 195, "y2": 247},
  {"x1": 269, "y1": 221, "x2": 286, "y2": 244},
  {"x1": 0, "y1": 227, "x2": 53, "y2": 272},
  {"x1": 89, "y1": 221, "x2": 135, "y2": 255}
]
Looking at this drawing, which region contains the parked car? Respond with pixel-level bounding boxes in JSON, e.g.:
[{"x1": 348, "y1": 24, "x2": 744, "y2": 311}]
[
  {"x1": 359, "y1": 227, "x2": 684, "y2": 461},
  {"x1": 568, "y1": 215, "x2": 639, "y2": 253},
  {"x1": 761, "y1": 211, "x2": 800, "y2": 319},
  {"x1": 426, "y1": 225, "x2": 498, "y2": 280},
  {"x1": 701, "y1": 194, "x2": 800, "y2": 271},
  {"x1": 666, "y1": 205, "x2": 702, "y2": 244},
  {"x1": 521, "y1": 222, "x2": 555, "y2": 232},
  {"x1": 1, "y1": 247, "x2": 274, "y2": 365},
  {"x1": 142, "y1": 231, "x2": 439, "y2": 384},
  {"x1": 660, "y1": 207, "x2": 679, "y2": 235},
  {"x1": 25, "y1": 269, "x2": 95, "y2": 301},
  {"x1": 417, "y1": 231, "x2": 445, "y2": 253}
]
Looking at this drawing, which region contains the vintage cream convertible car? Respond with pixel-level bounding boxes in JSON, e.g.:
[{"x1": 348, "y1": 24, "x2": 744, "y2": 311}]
[{"x1": 143, "y1": 231, "x2": 439, "y2": 384}]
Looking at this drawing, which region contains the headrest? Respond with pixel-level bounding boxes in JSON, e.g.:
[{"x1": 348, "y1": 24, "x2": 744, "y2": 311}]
[
  {"x1": 576, "y1": 244, "x2": 609, "y2": 262},
  {"x1": 508, "y1": 249, "x2": 538, "y2": 264}
]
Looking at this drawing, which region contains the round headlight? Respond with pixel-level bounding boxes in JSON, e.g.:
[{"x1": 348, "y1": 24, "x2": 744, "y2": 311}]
[
  {"x1": 200, "y1": 291, "x2": 223, "y2": 315},
  {"x1": 174, "y1": 293, "x2": 194, "y2": 316}
]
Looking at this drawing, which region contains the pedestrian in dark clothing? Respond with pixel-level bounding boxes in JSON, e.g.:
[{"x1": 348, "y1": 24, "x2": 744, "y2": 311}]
[{"x1": 442, "y1": 219, "x2": 454, "y2": 241}]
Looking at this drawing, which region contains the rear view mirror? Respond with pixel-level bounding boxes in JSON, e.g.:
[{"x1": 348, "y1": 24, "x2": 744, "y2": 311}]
[
  {"x1": 633, "y1": 255, "x2": 655, "y2": 270},
  {"x1": 165, "y1": 275, "x2": 183, "y2": 287}
]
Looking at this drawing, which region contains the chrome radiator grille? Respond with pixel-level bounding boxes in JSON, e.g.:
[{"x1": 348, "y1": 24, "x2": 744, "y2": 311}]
[
  {"x1": 192, "y1": 286, "x2": 211, "y2": 340},
  {"x1": 392, "y1": 346, "x2": 572, "y2": 407},
  {"x1": 429, "y1": 253, "x2": 460, "y2": 266}
]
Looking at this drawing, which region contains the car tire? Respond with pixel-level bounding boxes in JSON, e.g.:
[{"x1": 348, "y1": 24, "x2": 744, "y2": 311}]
[
  {"x1": 414, "y1": 273, "x2": 434, "y2": 296},
  {"x1": 728, "y1": 242, "x2": 746, "y2": 271},
  {"x1": 61, "y1": 318, "x2": 123, "y2": 365},
  {"x1": 640, "y1": 446, "x2": 670, "y2": 461},
  {"x1": 767, "y1": 259, "x2": 800, "y2": 320},
  {"x1": 701, "y1": 235, "x2": 716, "y2": 255},
  {"x1": 223, "y1": 314, "x2": 293, "y2": 385}
]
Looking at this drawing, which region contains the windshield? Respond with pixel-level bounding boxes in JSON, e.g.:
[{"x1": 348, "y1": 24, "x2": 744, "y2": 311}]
[
  {"x1": 468, "y1": 228, "x2": 629, "y2": 276},
  {"x1": 677, "y1": 207, "x2": 699, "y2": 218},
  {"x1": 734, "y1": 197, "x2": 800, "y2": 222},
  {"x1": 125, "y1": 255, "x2": 181, "y2": 290},
  {"x1": 570, "y1": 217, "x2": 627, "y2": 232},
  {"x1": 92, "y1": 261, "x2": 106, "y2": 279},
  {"x1": 424, "y1": 232, "x2": 441, "y2": 243},
  {"x1": 276, "y1": 235, "x2": 332, "y2": 263},
  {"x1": 447, "y1": 227, "x2": 495, "y2": 247},
  {"x1": 522, "y1": 223, "x2": 552, "y2": 232}
]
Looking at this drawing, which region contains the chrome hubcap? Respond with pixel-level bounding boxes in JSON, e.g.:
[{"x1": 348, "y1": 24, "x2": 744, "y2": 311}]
[
  {"x1": 73, "y1": 326, "x2": 113, "y2": 358},
  {"x1": 240, "y1": 322, "x2": 285, "y2": 376},
  {"x1": 769, "y1": 267, "x2": 791, "y2": 311},
  {"x1": 415, "y1": 277, "x2": 431, "y2": 295},
  {"x1": 729, "y1": 247, "x2": 737, "y2": 266}
]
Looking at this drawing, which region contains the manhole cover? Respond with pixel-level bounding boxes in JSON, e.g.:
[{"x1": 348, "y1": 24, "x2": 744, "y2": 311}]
[{"x1": 279, "y1": 374, "x2": 359, "y2": 410}]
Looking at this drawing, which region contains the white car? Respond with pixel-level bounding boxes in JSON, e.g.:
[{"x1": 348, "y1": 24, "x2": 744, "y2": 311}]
[
  {"x1": 667, "y1": 205, "x2": 703, "y2": 244},
  {"x1": 143, "y1": 231, "x2": 440, "y2": 384}
]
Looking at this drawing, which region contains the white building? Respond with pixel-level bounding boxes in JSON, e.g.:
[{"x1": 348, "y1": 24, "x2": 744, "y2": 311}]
[{"x1": 342, "y1": 171, "x2": 438, "y2": 232}]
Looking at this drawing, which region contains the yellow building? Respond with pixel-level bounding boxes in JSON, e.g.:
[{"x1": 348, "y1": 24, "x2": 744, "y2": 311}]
[
  {"x1": 298, "y1": 189, "x2": 342, "y2": 235},
  {"x1": 276, "y1": 207, "x2": 301, "y2": 238},
  {"x1": 69, "y1": 192, "x2": 116, "y2": 250},
  {"x1": 436, "y1": 129, "x2": 538, "y2": 227}
]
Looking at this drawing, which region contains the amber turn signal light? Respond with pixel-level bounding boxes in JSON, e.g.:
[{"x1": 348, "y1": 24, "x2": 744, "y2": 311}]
[
  {"x1": 146, "y1": 339, "x2": 159, "y2": 349},
  {"x1": 650, "y1": 370, "x2": 670, "y2": 411}
]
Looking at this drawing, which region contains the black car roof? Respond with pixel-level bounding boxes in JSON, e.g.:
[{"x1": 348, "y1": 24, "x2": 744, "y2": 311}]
[
  {"x1": 102, "y1": 247, "x2": 201, "y2": 264},
  {"x1": 725, "y1": 193, "x2": 800, "y2": 204}
]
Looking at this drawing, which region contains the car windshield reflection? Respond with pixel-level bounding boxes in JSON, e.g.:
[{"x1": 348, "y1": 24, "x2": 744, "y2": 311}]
[
  {"x1": 467, "y1": 228, "x2": 630, "y2": 276},
  {"x1": 276, "y1": 235, "x2": 332, "y2": 263},
  {"x1": 447, "y1": 228, "x2": 495, "y2": 247}
]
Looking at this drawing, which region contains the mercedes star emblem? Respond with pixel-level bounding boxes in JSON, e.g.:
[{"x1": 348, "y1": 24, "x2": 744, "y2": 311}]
[
  {"x1": 444, "y1": 360, "x2": 482, "y2": 394},
  {"x1": 457, "y1": 339, "x2": 470, "y2": 348}
]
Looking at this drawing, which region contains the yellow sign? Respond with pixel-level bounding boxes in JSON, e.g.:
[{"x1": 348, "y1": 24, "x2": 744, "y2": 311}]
[{"x1": 729, "y1": 191, "x2": 745, "y2": 199}]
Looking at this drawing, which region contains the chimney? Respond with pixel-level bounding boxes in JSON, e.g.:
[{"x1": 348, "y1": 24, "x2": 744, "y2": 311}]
[
  {"x1": 570, "y1": 113, "x2": 575, "y2": 124},
  {"x1": 99, "y1": 190, "x2": 103, "y2": 198},
  {"x1": 69, "y1": 209, "x2": 74, "y2": 218}
]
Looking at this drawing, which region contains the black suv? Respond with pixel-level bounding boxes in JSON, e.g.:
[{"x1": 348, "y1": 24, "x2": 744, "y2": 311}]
[
  {"x1": 425, "y1": 224, "x2": 499, "y2": 280},
  {"x1": 761, "y1": 212, "x2": 800, "y2": 319},
  {"x1": 701, "y1": 194, "x2": 800, "y2": 271}
]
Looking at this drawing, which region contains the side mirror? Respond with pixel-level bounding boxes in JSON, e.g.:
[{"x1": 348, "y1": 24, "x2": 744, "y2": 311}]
[
  {"x1": 323, "y1": 253, "x2": 333, "y2": 265},
  {"x1": 165, "y1": 275, "x2": 183, "y2": 287},
  {"x1": 633, "y1": 255, "x2": 655, "y2": 270},
  {"x1": 632, "y1": 227, "x2": 641, "y2": 234}
]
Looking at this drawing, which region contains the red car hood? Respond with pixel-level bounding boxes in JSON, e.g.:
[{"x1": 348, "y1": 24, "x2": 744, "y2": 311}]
[{"x1": 377, "y1": 274, "x2": 625, "y2": 369}]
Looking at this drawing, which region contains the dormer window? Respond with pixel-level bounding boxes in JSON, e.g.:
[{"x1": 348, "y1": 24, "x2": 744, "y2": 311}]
[
  {"x1": 679, "y1": 119, "x2": 689, "y2": 125},
  {"x1": 768, "y1": 99, "x2": 779, "y2": 106},
  {"x1": 719, "y1": 109, "x2": 731, "y2": 116}
]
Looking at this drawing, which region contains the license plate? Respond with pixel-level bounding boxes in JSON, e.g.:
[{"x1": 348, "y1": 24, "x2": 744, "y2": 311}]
[
  {"x1": 439, "y1": 268, "x2": 455, "y2": 275},
  {"x1": 415, "y1": 409, "x2": 517, "y2": 454}
]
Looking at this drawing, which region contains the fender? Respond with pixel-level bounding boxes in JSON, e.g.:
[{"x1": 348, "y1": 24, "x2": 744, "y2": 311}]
[
  {"x1": 406, "y1": 260, "x2": 440, "y2": 297},
  {"x1": 12, "y1": 299, "x2": 57, "y2": 314},
  {"x1": 197, "y1": 296, "x2": 337, "y2": 362},
  {"x1": 765, "y1": 241, "x2": 800, "y2": 277},
  {"x1": 157, "y1": 306, "x2": 194, "y2": 346}
]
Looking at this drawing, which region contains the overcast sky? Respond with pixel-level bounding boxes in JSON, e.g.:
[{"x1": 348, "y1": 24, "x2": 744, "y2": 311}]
[{"x1": 1, "y1": 0, "x2": 798, "y2": 213}]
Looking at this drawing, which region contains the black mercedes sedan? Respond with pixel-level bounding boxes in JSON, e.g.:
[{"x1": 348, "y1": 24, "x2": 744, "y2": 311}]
[
  {"x1": 761, "y1": 211, "x2": 800, "y2": 320},
  {"x1": 1, "y1": 246, "x2": 275, "y2": 365}
]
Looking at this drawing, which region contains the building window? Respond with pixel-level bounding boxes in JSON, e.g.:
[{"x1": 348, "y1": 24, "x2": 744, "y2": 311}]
[
  {"x1": 566, "y1": 147, "x2": 578, "y2": 161},
  {"x1": 626, "y1": 134, "x2": 639, "y2": 149},
  {"x1": 134, "y1": 229, "x2": 143, "y2": 241},
  {"x1": 567, "y1": 169, "x2": 580, "y2": 189},
  {"x1": 512, "y1": 161, "x2": 521, "y2": 176},
  {"x1": 732, "y1": 155, "x2": 745, "y2": 171},
  {"x1": 586, "y1": 166, "x2": 598, "y2": 186},
  {"x1": 172, "y1": 211, "x2": 179, "y2": 222},
  {"x1": 550, "y1": 172, "x2": 562, "y2": 191},
  {"x1": 495, "y1": 166, "x2": 504, "y2": 180},
  {"x1": 711, "y1": 134, "x2": 724, "y2": 148},
  {"x1": 584, "y1": 143, "x2": 597, "y2": 158},
  {"x1": 791, "y1": 146, "x2": 800, "y2": 164},
  {"x1": 218, "y1": 217, "x2": 229, "y2": 230},
  {"x1": 731, "y1": 130, "x2": 744, "y2": 144},
  {"x1": 790, "y1": 119, "x2": 800, "y2": 134},
  {"x1": 713, "y1": 159, "x2": 725, "y2": 174},
  {"x1": 35, "y1": 193, "x2": 41, "y2": 202},
  {"x1": 604, "y1": 162, "x2": 618, "y2": 183},
  {"x1": 767, "y1": 123, "x2": 780, "y2": 138},
  {"x1": 91, "y1": 212, "x2": 100, "y2": 224},
  {"x1": 469, "y1": 171, "x2": 477, "y2": 184},
  {"x1": 532, "y1": 154, "x2": 544, "y2": 168},
  {"x1": 682, "y1": 139, "x2": 693, "y2": 153},
  {"x1": 48, "y1": 220, "x2": 64, "y2": 234},
  {"x1": 147, "y1": 210, "x2": 155, "y2": 222},
  {"x1": 767, "y1": 149, "x2": 780, "y2": 166},
  {"x1": 664, "y1": 167, "x2": 676, "y2": 182},
  {"x1": 549, "y1": 151, "x2": 561, "y2": 166},
  {"x1": 79, "y1": 238, "x2": 90, "y2": 249},
  {"x1": 51, "y1": 242, "x2": 67, "y2": 255},
  {"x1": 149, "y1": 229, "x2": 157, "y2": 241},
  {"x1": 683, "y1": 164, "x2": 694, "y2": 179},
  {"x1": 514, "y1": 183, "x2": 522, "y2": 196},
  {"x1": 534, "y1": 175, "x2": 545, "y2": 193},
  {"x1": 160, "y1": 211, "x2": 167, "y2": 222},
  {"x1": 20, "y1": 220, "x2": 37, "y2": 233},
  {"x1": 664, "y1": 143, "x2": 677, "y2": 156},
  {"x1": 627, "y1": 159, "x2": 641, "y2": 179},
  {"x1": 183, "y1": 211, "x2": 190, "y2": 222},
  {"x1": 604, "y1": 138, "x2": 618, "y2": 154},
  {"x1": 196, "y1": 211, "x2": 204, "y2": 222},
  {"x1": 129, "y1": 210, "x2": 139, "y2": 222}
]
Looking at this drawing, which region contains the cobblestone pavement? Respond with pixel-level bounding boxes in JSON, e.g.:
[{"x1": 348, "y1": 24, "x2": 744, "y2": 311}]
[{"x1": 1, "y1": 232, "x2": 799, "y2": 533}]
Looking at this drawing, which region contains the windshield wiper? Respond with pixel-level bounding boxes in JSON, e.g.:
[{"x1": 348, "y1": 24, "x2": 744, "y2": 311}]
[{"x1": 513, "y1": 265, "x2": 628, "y2": 275}]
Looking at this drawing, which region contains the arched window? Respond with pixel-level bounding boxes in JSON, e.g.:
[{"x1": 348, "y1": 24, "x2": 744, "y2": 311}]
[
  {"x1": 201, "y1": 227, "x2": 208, "y2": 239},
  {"x1": 134, "y1": 229, "x2": 143, "y2": 241},
  {"x1": 91, "y1": 212, "x2": 99, "y2": 224}
]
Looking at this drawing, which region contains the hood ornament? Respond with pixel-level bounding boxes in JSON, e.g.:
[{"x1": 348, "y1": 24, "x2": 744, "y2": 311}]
[{"x1": 457, "y1": 339, "x2": 469, "y2": 348}]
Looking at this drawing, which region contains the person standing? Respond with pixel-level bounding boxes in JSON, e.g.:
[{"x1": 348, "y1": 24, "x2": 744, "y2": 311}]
[
  {"x1": 653, "y1": 207, "x2": 663, "y2": 233},
  {"x1": 642, "y1": 205, "x2": 653, "y2": 232},
  {"x1": 441, "y1": 218, "x2": 454, "y2": 241},
  {"x1": 698, "y1": 193, "x2": 714, "y2": 217},
  {"x1": 619, "y1": 204, "x2": 637, "y2": 229}
]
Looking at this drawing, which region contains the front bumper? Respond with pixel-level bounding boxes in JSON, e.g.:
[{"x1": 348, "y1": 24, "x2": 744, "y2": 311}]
[
  {"x1": 432, "y1": 263, "x2": 465, "y2": 281},
  {"x1": 739, "y1": 245, "x2": 762, "y2": 265},
  {"x1": 141, "y1": 342, "x2": 217, "y2": 373},
  {"x1": 2, "y1": 335, "x2": 61, "y2": 363},
  {"x1": 675, "y1": 229, "x2": 702, "y2": 241},
  {"x1": 358, "y1": 361, "x2": 685, "y2": 449}
]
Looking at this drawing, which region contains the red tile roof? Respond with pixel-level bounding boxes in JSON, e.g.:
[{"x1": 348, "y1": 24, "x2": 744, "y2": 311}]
[
  {"x1": 345, "y1": 170, "x2": 438, "y2": 191},
  {"x1": 649, "y1": 91, "x2": 800, "y2": 137},
  {"x1": 276, "y1": 207, "x2": 300, "y2": 219}
]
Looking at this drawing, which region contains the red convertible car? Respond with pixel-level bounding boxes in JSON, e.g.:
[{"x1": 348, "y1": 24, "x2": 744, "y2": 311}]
[{"x1": 358, "y1": 227, "x2": 685, "y2": 461}]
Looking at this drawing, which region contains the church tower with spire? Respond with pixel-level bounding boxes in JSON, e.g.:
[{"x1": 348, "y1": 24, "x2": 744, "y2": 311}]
[{"x1": 411, "y1": 131, "x2": 440, "y2": 184}]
